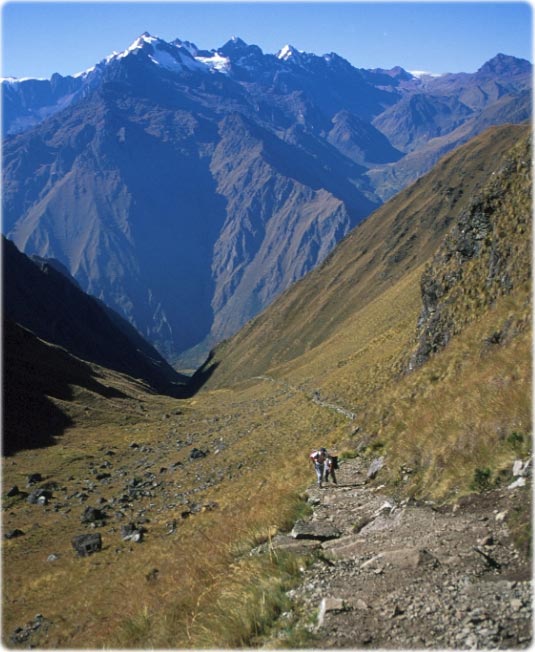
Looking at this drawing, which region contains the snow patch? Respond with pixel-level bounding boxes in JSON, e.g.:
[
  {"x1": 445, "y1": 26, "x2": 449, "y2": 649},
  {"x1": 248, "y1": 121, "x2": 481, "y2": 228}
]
[
  {"x1": 409, "y1": 70, "x2": 444, "y2": 79},
  {"x1": 195, "y1": 53, "x2": 231, "y2": 73},
  {"x1": 1, "y1": 76, "x2": 46, "y2": 83}
]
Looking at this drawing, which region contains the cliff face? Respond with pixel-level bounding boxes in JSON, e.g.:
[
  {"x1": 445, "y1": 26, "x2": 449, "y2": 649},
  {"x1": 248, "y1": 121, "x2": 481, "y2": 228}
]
[{"x1": 408, "y1": 134, "x2": 531, "y2": 370}]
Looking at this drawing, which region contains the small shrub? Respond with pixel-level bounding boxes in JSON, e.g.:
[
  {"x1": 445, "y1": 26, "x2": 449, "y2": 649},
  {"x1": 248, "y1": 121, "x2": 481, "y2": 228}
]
[
  {"x1": 507, "y1": 431, "x2": 526, "y2": 453},
  {"x1": 470, "y1": 467, "x2": 492, "y2": 492}
]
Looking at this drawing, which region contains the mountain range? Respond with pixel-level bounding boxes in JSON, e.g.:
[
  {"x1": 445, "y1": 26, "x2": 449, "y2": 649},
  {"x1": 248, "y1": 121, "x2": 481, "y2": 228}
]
[{"x1": 2, "y1": 33, "x2": 531, "y2": 366}]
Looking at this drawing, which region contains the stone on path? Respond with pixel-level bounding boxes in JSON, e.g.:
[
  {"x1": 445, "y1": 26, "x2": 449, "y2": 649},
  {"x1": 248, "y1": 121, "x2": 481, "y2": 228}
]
[
  {"x1": 361, "y1": 547, "x2": 438, "y2": 571},
  {"x1": 291, "y1": 520, "x2": 341, "y2": 541},
  {"x1": 323, "y1": 536, "x2": 366, "y2": 561},
  {"x1": 318, "y1": 597, "x2": 347, "y2": 627}
]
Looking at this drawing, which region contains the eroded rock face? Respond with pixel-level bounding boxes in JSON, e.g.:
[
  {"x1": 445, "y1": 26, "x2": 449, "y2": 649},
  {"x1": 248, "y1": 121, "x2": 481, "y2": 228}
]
[{"x1": 408, "y1": 136, "x2": 531, "y2": 371}]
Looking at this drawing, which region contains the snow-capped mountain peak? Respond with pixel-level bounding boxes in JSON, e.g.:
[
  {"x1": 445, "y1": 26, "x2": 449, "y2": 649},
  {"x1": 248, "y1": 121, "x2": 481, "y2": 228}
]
[
  {"x1": 277, "y1": 44, "x2": 303, "y2": 62},
  {"x1": 112, "y1": 32, "x2": 207, "y2": 73}
]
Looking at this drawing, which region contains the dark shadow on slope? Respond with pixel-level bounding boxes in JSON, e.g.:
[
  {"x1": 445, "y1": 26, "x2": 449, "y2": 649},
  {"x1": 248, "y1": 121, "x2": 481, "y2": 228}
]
[
  {"x1": 3, "y1": 320, "x2": 128, "y2": 456},
  {"x1": 187, "y1": 351, "x2": 220, "y2": 395}
]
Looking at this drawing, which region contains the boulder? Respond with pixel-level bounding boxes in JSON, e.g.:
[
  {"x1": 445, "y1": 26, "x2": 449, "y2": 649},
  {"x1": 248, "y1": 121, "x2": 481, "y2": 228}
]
[
  {"x1": 291, "y1": 520, "x2": 341, "y2": 541},
  {"x1": 72, "y1": 533, "x2": 102, "y2": 557},
  {"x1": 81, "y1": 506, "x2": 106, "y2": 523}
]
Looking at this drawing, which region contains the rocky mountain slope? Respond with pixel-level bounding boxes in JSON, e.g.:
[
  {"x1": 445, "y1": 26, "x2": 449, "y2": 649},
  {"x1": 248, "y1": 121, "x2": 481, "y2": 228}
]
[{"x1": 2, "y1": 35, "x2": 530, "y2": 364}]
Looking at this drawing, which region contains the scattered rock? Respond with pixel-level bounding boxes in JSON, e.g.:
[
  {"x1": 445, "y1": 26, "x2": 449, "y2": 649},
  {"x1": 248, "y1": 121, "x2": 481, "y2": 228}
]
[
  {"x1": 166, "y1": 519, "x2": 177, "y2": 534},
  {"x1": 81, "y1": 506, "x2": 106, "y2": 523},
  {"x1": 10, "y1": 614, "x2": 49, "y2": 646},
  {"x1": 324, "y1": 536, "x2": 365, "y2": 561},
  {"x1": 189, "y1": 448, "x2": 208, "y2": 460},
  {"x1": 4, "y1": 529, "x2": 24, "y2": 540},
  {"x1": 121, "y1": 523, "x2": 144, "y2": 542},
  {"x1": 26, "y1": 473, "x2": 43, "y2": 486},
  {"x1": 512, "y1": 460, "x2": 524, "y2": 477}
]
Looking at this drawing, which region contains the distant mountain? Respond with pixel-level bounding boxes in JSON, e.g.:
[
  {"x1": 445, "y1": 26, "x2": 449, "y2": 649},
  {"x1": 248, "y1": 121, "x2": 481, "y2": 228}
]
[
  {"x1": 3, "y1": 237, "x2": 187, "y2": 393},
  {"x1": 2, "y1": 34, "x2": 531, "y2": 365}
]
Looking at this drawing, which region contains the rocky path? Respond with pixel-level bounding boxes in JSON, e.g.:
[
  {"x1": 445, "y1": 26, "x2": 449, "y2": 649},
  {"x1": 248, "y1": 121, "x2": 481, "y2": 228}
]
[{"x1": 270, "y1": 457, "x2": 532, "y2": 649}]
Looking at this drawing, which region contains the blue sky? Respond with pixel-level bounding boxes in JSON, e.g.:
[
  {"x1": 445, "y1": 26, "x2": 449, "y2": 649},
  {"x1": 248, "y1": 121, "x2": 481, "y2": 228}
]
[{"x1": 1, "y1": 1, "x2": 532, "y2": 79}]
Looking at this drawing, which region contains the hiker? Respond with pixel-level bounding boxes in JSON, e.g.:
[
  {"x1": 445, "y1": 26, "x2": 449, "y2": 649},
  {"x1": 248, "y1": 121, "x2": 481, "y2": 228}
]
[
  {"x1": 325, "y1": 454, "x2": 338, "y2": 484},
  {"x1": 310, "y1": 447, "x2": 328, "y2": 488}
]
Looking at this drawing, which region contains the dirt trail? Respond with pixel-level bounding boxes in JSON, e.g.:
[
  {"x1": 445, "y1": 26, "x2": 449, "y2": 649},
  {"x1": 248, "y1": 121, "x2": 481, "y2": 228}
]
[
  {"x1": 253, "y1": 375, "x2": 357, "y2": 421},
  {"x1": 272, "y1": 457, "x2": 532, "y2": 649}
]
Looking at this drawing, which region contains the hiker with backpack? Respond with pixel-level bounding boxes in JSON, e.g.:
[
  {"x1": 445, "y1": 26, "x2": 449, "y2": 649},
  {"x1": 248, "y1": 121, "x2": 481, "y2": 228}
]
[
  {"x1": 325, "y1": 454, "x2": 339, "y2": 484},
  {"x1": 310, "y1": 447, "x2": 328, "y2": 488}
]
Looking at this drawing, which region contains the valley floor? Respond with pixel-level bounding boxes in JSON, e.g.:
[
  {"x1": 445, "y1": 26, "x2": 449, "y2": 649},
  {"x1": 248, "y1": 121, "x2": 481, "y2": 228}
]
[{"x1": 265, "y1": 457, "x2": 532, "y2": 649}]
